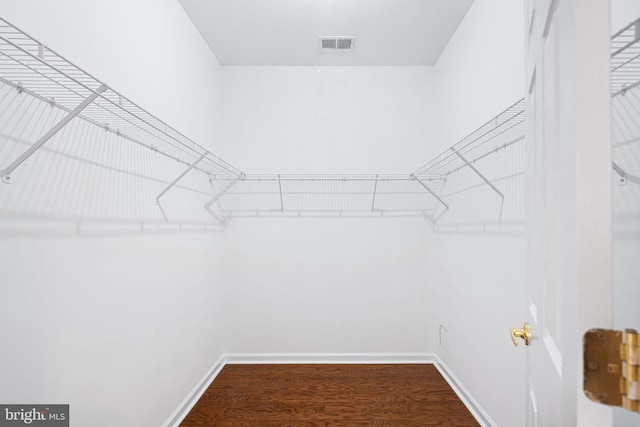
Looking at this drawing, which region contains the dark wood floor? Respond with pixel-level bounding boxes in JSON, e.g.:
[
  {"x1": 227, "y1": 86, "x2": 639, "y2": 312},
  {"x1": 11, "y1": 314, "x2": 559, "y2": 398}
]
[{"x1": 181, "y1": 364, "x2": 480, "y2": 426}]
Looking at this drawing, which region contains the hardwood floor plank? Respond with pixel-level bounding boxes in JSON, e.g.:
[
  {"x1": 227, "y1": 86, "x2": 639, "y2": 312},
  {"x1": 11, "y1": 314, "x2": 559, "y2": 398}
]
[{"x1": 181, "y1": 364, "x2": 480, "y2": 426}]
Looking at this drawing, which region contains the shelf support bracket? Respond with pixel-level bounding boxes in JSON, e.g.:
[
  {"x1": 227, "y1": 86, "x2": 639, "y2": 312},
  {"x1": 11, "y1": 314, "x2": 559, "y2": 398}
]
[
  {"x1": 156, "y1": 200, "x2": 169, "y2": 222},
  {"x1": 1, "y1": 84, "x2": 107, "y2": 184},
  {"x1": 371, "y1": 174, "x2": 379, "y2": 211},
  {"x1": 278, "y1": 174, "x2": 284, "y2": 211},
  {"x1": 205, "y1": 207, "x2": 231, "y2": 227},
  {"x1": 205, "y1": 177, "x2": 241, "y2": 209},
  {"x1": 156, "y1": 151, "x2": 209, "y2": 201},
  {"x1": 612, "y1": 161, "x2": 627, "y2": 186},
  {"x1": 451, "y1": 148, "x2": 504, "y2": 199},
  {"x1": 411, "y1": 174, "x2": 449, "y2": 211}
]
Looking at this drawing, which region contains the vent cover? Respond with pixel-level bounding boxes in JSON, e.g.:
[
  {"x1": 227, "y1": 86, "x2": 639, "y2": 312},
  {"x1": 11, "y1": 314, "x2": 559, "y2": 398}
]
[{"x1": 319, "y1": 36, "x2": 356, "y2": 52}]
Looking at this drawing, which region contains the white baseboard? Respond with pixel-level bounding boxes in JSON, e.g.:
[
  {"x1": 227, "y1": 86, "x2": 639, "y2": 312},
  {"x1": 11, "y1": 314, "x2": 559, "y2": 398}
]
[
  {"x1": 224, "y1": 352, "x2": 437, "y2": 364},
  {"x1": 163, "y1": 352, "x2": 493, "y2": 427},
  {"x1": 161, "y1": 354, "x2": 226, "y2": 427},
  {"x1": 433, "y1": 355, "x2": 497, "y2": 427}
]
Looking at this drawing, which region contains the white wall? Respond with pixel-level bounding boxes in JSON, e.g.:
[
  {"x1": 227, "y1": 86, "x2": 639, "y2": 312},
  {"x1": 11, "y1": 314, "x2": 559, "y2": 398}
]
[
  {"x1": 611, "y1": 2, "x2": 640, "y2": 426},
  {"x1": 222, "y1": 218, "x2": 432, "y2": 353},
  {"x1": 611, "y1": 0, "x2": 640, "y2": 31},
  {"x1": 219, "y1": 66, "x2": 436, "y2": 354},
  {"x1": 430, "y1": 1, "x2": 526, "y2": 426},
  {"x1": 434, "y1": 1, "x2": 525, "y2": 147},
  {"x1": 0, "y1": 1, "x2": 227, "y2": 426},
  {"x1": 220, "y1": 66, "x2": 435, "y2": 173}
]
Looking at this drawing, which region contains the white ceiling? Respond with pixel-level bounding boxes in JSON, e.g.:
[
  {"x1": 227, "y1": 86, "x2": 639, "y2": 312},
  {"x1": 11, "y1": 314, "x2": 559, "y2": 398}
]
[{"x1": 178, "y1": 0, "x2": 474, "y2": 66}]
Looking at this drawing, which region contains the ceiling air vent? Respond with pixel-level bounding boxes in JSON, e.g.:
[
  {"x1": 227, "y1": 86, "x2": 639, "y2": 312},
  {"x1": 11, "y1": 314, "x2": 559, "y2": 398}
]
[{"x1": 319, "y1": 36, "x2": 356, "y2": 53}]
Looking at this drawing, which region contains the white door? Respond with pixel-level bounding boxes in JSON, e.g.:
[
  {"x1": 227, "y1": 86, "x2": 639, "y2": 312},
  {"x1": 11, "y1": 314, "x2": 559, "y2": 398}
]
[{"x1": 524, "y1": 0, "x2": 613, "y2": 426}]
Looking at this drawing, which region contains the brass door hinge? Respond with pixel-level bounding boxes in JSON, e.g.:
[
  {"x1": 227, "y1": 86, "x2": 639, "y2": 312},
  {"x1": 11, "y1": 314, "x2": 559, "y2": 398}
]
[{"x1": 584, "y1": 328, "x2": 639, "y2": 413}]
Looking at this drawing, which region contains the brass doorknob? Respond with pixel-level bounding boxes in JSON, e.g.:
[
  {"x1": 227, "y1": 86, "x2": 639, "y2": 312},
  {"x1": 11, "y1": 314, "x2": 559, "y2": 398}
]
[{"x1": 510, "y1": 322, "x2": 530, "y2": 346}]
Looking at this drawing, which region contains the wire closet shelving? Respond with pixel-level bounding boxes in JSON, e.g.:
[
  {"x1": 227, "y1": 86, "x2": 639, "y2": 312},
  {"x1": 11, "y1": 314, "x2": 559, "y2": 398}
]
[
  {"x1": 0, "y1": 16, "x2": 246, "y2": 229},
  {"x1": 0, "y1": 16, "x2": 527, "y2": 228},
  {"x1": 210, "y1": 174, "x2": 445, "y2": 218},
  {"x1": 0, "y1": 17, "x2": 243, "y2": 182},
  {"x1": 207, "y1": 97, "x2": 526, "y2": 224},
  {"x1": 611, "y1": 18, "x2": 640, "y2": 98}
]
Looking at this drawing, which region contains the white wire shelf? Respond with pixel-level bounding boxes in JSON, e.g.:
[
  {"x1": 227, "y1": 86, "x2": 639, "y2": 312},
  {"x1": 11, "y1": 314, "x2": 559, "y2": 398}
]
[
  {"x1": 209, "y1": 174, "x2": 443, "y2": 218},
  {"x1": 0, "y1": 16, "x2": 244, "y2": 181},
  {"x1": 209, "y1": 96, "x2": 527, "y2": 221},
  {"x1": 611, "y1": 18, "x2": 640, "y2": 98},
  {"x1": 412, "y1": 98, "x2": 526, "y2": 180},
  {"x1": 212, "y1": 17, "x2": 637, "y2": 222},
  {"x1": 201, "y1": 98, "x2": 527, "y2": 223}
]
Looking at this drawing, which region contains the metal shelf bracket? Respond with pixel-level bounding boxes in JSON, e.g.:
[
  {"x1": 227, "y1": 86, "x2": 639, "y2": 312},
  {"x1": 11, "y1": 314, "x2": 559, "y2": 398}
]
[
  {"x1": 1, "y1": 84, "x2": 108, "y2": 184},
  {"x1": 371, "y1": 174, "x2": 379, "y2": 211},
  {"x1": 204, "y1": 206, "x2": 231, "y2": 226},
  {"x1": 156, "y1": 151, "x2": 209, "y2": 201},
  {"x1": 411, "y1": 174, "x2": 450, "y2": 211},
  {"x1": 278, "y1": 174, "x2": 284, "y2": 211},
  {"x1": 451, "y1": 148, "x2": 504, "y2": 199},
  {"x1": 205, "y1": 178, "x2": 242, "y2": 209},
  {"x1": 612, "y1": 161, "x2": 627, "y2": 186}
]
